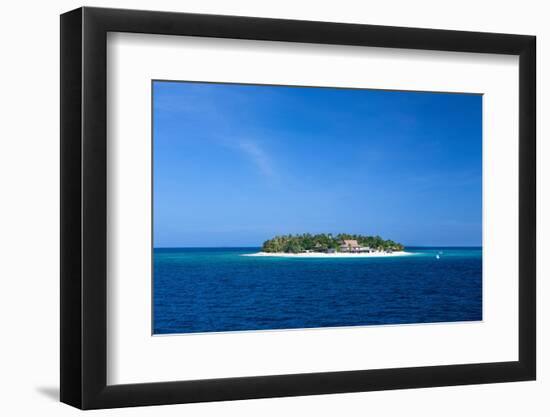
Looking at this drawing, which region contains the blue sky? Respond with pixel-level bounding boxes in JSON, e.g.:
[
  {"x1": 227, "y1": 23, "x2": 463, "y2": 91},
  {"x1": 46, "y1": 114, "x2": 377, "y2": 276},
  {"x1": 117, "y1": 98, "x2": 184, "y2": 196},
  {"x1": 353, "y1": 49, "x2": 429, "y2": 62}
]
[{"x1": 153, "y1": 81, "x2": 482, "y2": 247}]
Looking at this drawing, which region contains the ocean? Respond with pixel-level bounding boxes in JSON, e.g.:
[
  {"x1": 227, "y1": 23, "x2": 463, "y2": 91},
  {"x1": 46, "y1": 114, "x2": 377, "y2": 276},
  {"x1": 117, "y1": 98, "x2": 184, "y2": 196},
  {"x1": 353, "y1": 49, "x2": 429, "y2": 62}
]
[{"x1": 153, "y1": 247, "x2": 482, "y2": 334}]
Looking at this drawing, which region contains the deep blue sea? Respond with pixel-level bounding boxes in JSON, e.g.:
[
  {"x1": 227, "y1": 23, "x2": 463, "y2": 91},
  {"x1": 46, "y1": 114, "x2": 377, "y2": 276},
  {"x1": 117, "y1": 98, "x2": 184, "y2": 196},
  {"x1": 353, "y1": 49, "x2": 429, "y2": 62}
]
[{"x1": 153, "y1": 247, "x2": 482, "y2": 334}]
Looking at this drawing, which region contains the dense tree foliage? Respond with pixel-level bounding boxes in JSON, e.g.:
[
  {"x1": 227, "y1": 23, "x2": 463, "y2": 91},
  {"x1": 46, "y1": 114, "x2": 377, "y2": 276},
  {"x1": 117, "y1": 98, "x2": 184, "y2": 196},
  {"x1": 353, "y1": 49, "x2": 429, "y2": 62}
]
[{"x1": 261, "y1": 233, "x2": 404, "y2": 253}]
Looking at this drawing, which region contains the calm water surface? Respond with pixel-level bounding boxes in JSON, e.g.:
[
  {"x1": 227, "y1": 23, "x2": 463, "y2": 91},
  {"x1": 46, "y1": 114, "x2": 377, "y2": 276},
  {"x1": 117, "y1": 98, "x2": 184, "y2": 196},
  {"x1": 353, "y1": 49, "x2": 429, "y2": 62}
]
[{"x1": 153, "y1": 247, "x2": 482, "y2": 334}]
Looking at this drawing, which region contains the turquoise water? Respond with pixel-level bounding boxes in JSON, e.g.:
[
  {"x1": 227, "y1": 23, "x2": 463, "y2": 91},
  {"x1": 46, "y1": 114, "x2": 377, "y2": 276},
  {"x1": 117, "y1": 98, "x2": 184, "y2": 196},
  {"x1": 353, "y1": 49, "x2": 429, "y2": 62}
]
[{"x1": 153, "y1": 247, "x2": 482, "y2": 334}]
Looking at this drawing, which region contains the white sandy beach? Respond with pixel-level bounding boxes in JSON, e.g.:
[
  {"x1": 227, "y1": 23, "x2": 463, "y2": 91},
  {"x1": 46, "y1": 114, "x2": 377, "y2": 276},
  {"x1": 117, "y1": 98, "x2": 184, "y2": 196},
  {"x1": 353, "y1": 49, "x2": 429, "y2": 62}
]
[{"x1": 242, "y1": 251, "x2": 414, "y2": 258}]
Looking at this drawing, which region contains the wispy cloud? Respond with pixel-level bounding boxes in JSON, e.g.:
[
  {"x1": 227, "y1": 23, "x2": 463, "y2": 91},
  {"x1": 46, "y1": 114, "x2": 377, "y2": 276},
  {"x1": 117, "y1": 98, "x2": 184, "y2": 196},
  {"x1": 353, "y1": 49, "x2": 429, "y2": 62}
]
[{"x1": 237, "y1": 139, "x2": 277, "y2": 180}]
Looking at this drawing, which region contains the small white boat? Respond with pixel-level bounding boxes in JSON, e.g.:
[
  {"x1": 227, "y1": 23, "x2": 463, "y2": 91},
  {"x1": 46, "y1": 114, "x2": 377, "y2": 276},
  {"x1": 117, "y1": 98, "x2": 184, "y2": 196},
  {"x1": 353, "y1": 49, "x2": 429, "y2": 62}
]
[{"x1": 436, "y1": 254, "x2": 440, "y2": 259}]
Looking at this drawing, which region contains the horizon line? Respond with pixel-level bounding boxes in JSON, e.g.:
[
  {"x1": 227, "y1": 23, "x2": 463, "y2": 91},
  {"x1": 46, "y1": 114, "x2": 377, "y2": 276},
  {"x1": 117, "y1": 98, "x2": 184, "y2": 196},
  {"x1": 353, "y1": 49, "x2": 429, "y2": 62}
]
[{"x1": 153, "y1": 245, "x2": 483, "y2": 249}]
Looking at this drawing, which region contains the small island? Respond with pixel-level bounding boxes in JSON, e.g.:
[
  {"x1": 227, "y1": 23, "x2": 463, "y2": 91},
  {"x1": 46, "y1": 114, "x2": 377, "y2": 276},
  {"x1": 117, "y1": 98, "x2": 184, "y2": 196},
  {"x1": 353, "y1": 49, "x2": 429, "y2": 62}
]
[{"x1": 244, "y1": 234, "x2": 410, "y2": 258}]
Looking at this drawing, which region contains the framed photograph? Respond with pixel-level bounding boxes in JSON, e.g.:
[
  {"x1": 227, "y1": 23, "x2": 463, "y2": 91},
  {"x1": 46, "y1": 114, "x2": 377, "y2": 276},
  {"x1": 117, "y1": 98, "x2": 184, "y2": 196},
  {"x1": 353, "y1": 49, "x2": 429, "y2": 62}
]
[{"x1": 60, "y1": 6, "x2": 536, "y2": 409}]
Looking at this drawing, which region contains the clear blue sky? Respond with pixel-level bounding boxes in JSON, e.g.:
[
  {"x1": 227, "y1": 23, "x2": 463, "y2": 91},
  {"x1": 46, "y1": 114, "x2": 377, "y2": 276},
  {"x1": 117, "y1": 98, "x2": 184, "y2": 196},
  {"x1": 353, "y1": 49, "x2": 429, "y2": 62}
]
[{"x1": 153, "y1": 81, "x2": 482, "y2": 247}]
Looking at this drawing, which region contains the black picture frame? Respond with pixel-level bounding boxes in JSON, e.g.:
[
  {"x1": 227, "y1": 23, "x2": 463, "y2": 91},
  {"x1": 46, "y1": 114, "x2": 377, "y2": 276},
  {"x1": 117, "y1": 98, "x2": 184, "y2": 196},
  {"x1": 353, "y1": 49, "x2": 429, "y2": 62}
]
[{"x1": 60, "y1": 6, "x2": 536, "y2": 410}]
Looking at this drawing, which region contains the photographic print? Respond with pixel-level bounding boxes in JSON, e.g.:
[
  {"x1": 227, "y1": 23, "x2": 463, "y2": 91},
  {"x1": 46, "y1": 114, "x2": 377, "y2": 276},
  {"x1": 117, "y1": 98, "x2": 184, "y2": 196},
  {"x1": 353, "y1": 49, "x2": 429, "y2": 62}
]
[{"x1": 152, "y1": 81, "x2": 482, "y2": 335}]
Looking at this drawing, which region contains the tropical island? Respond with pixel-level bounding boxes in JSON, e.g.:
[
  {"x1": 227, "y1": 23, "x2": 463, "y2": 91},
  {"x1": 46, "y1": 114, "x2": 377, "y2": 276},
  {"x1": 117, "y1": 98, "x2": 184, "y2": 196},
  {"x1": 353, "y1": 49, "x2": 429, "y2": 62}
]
[{"x1": 244, "y1": 234, "x2": 409, "y2": 258}]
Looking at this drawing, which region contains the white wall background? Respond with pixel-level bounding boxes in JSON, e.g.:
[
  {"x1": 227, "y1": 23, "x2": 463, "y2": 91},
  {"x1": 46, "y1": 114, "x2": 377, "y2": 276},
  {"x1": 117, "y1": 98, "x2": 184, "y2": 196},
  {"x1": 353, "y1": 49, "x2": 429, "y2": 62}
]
[{"x1": 0, "y1": 0, "x2": 545, "y2": 415}]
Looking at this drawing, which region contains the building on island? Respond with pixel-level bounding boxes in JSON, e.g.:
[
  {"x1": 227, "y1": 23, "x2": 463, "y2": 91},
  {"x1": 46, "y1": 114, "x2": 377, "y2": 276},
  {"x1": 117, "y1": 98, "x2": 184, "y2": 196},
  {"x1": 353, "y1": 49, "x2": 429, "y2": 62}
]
[
  {"x1": 339, "y1": 240, "x2": 374, "y2": 253},
  {"x1": 340, "y1": 239, "x2": 359, "y2": 252}
]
